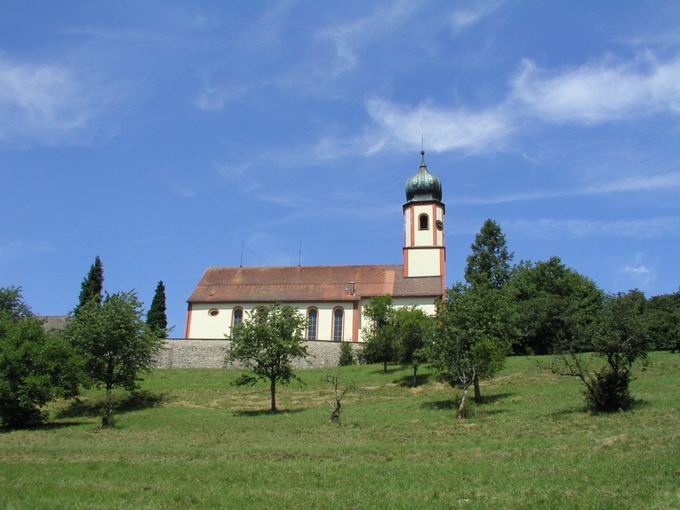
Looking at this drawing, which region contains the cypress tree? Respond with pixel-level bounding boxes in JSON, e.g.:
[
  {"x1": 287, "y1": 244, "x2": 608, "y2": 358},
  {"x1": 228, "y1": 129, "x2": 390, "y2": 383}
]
[
  {"x1": 465, "y1": 219, "x2": 513, "y2": 289},
  {"x1": 146, "y1": 281, "x2": 168, "y2": 337},
  {"x1": 75, "y1": 256, "x2": 104, "y2": 314}
]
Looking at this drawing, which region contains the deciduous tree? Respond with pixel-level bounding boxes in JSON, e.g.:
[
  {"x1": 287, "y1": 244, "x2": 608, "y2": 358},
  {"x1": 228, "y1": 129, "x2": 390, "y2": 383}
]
[
  {"x1": 0, "y1": 289, "x2": 81, "y2": 427},
  {"x1": 429, "y1": 283, "x2": 515, "y2": 415},
  {"x1": 67, "y1": 291, "x2": 162, "y2": 426},
  {"x1": 227, "y1": 304, "x2": 308, "y2": 412},
  {"x1": 394, "y1": 307, "x2": 432, "y2": 386},
  {"x1": 553, "y1": 290, "x2": 650, "y2": 412},
  {"x1": 361, "y1": 295, "x2": 396, "y2": 372},
  {"x1": 508, "y1": 257, "x2": 604, "y2": 354}
]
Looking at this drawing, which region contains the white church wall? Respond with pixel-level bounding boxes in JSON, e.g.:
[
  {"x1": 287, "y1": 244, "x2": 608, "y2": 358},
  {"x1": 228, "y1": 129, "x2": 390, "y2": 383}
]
[
  {"x1": 412, "y1": 204, "x2": 434, "y2": 246},
  {"x1": 188, "y1": 301, "x2": 355, "y2": 341}
]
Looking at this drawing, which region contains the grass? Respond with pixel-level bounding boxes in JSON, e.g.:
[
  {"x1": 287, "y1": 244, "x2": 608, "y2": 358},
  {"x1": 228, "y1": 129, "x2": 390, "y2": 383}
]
[{"x1": 1, "y1": 352, "x2": 680, "y2": 509}]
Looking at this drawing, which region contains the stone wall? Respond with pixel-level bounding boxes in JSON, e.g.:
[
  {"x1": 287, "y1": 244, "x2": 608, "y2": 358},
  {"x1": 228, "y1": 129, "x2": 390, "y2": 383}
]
[{"x1": 155, "y1": 339, "x2": 363, "y2": 369}]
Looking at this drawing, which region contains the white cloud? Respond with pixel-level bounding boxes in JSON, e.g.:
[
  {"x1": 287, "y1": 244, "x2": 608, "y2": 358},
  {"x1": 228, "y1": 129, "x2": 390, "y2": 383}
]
[
  {"x1": 318, "y1": 1, "x2": 417, "y2": 76},
  {"x1": 365, "y1": 97, "x2": 513, "y2": 153},
  {"x1": 512, "y1": 55, "x2": 680, "y2": 124},
  {"x1": 0, "y1": 56, "x2": 103, "y2": 146},
  {"x1": 193, "y1": 86, "x2": 243, "y2": 112},
  {"x1": 450, "y1": 0, "x2": 505, "y2": 31},
  {"x1": 504, "y1": 217, "x2": 680, "y2": 239},
  {"x1": 452, "y1": 171, "x2": 680, "y2": 205}
]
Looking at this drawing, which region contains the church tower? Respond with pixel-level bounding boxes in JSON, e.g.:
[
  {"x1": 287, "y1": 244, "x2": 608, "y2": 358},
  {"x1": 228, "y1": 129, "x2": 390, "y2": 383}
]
[{"x1": 403, "y1": 151, "x2": 445, "y2": 283}]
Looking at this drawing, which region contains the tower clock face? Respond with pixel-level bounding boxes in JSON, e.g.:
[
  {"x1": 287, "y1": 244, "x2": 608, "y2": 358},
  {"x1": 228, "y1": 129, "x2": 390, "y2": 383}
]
[{"x1": 436, "y1": 220, "x2": 443, "y2": 231}]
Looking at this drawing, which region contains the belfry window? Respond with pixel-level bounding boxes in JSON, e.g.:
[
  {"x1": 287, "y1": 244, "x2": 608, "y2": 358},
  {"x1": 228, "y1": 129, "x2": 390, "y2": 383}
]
[
  {"x1": 232, "y1": 307, "x2": 243, "y2": 328},
  {"x1": 419, "y1": 213, "x2": 429, "y2": 230},
  {"x1": 332, "y1": 308, "x2": 344, "y2": 342},
  {"x1": 307, "y1": 308, "x2": 318, "y2": 340}
]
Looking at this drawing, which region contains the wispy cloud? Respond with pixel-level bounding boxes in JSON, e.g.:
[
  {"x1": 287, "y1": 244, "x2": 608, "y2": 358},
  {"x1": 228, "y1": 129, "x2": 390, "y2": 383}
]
[
  {"x1": 450, "y1": 0, "x2": 505, "y2": 31},
  {"x1": 504, "y1": 216, "x2": 680, "y2": 239},
  {"x1": 451, "y1": 171, "x2": 680, "y2": 205},
  {"x1": 318, "y1": 0, "x2": 417, "y2": 75},
  {"x1": 365, "y1": 97, "x2": 513, "y2": 154},
  {"x1": 193, "y1": 86, "x2": 243, "y2": 112},
  {"x1": 0, "y1": 240, "x2": 57, "y2": 262},
  {"x1": 512, "y1": 54, "x2": 680, "y2": 124},
  {"x1": 0, "y1": 55, "x2": 111, "y2": 146}
]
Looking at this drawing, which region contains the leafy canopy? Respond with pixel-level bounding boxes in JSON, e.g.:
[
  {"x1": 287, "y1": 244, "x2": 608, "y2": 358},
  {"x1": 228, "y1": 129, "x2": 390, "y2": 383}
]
[
  {"x1": 429, "y1": 283, "x2": 516, "y2": 415},
  {"x1": 68, "y1": 291, "x2": 163, "y2": 394},
  {"x1": 508, "y1": 257, "x2": 604, "y2": 354},
  {"x1": 0, "y1": 313, "x2": 81, "y2": 427},
  {"x1": 227, "y1": 304, "x2": 308, "y2": 412}
]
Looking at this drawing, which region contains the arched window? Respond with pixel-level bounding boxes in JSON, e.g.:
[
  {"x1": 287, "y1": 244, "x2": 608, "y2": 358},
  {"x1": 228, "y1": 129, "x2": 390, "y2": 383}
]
[
  {"x1": 419, "y1": 213, "x2": 429, "y2": 230},
  {"x1": 332, "y1": 307, "x2": 344, "y2": 342},
  {"x1": 232, "y1": 307, "x2": 243, "y2": 328},
  {"x1": 307, "y1": 308, "x2": 318, "y2": 340}
]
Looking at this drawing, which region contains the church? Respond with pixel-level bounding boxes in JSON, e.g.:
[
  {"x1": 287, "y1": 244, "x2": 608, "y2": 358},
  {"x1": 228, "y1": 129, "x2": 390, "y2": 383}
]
[{"x1": 185, "y1": 151, "x2": 446, "y2": 342}]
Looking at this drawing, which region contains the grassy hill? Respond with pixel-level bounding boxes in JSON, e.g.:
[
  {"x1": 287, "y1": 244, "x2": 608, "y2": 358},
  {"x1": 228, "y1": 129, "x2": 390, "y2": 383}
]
[{"x1": 1, "y1": 353, "x2": 679, "y2": 509}]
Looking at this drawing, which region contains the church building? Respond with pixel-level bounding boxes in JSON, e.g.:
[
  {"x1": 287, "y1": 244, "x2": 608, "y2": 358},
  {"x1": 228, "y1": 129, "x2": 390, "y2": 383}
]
[{"x1": 185, "y1": 151, "x2": 446, "y2": 342}]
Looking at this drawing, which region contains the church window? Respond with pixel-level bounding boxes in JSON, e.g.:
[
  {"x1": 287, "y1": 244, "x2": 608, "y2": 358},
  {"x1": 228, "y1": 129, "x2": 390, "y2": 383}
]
[
  {"x1": 232, "y1": 307, "x2": 243, "y2": 328},
  {"x1": 332, "y1": 307, "x2": 344, "y2": 341},
  {"x1": 307, "y1": 308, "x2": 318, "y2": 340},
  {"x1": 419, "y1": 213, "x2": 429, "y2": 230}
]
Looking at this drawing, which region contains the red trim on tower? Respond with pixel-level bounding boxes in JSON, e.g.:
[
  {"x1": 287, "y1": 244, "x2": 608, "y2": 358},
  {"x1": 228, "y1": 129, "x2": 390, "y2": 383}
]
[
  {"x1": 432, "y1": 204, "x2": 437, "y2": 246},
  {"x1": 403, "y1": 247, "x2": 409, "y2": 278},
  {"x1": 440, "y1": 248, "x2": 446, "y2": 295},
  {"x1": 185, "y1": 303, "x2": 193, "y2": 338},
  {"x1": 352, "y1": 302, "x2": 359, "y2": 342}
]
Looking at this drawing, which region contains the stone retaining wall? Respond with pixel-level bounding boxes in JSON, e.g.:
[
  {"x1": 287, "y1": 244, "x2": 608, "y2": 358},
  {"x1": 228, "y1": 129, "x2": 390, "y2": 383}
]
[{"x1": 155, "y1": 339, "x2": 363, "y2": 369}]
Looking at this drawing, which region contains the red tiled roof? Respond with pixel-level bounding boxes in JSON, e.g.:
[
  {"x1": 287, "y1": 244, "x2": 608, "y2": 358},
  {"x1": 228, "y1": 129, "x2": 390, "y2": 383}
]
[{"x1": 188, "y1": 264, "x2": 443, "y2": 303}]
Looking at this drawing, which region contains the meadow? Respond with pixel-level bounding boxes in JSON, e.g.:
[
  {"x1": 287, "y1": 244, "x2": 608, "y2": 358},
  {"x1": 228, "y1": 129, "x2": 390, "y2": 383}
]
[{"x1": 0, "y1": 353, "x2": 679, "y2": 509}]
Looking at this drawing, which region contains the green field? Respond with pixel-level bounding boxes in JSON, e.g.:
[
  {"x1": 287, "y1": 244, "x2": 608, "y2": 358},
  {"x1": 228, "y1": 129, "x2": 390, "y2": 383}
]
[{"x1": 1, "y1": 353, "x2": 679, "y2": 509}]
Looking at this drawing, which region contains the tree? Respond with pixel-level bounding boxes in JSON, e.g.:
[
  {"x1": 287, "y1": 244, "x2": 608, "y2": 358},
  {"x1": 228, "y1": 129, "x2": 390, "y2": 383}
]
[
  {"x1": 338, "y1": 341, "x2": 354, "y2": 366},
  {"x1": 645, "y1": 290, "x2": 680, "y2": 351},
  {"x1": 75, "y1": 256, "x2": 104, "y2": 314},
  {"x1": 553, "y1": 290, "x2": 650, "y2": 412},
  {"x1": 325, "y1": 374, "x2": 354, "y2": 424},
  {"x1": 0, "y1": 286, "x2": 32, "y2": 321},
  {"x1": 429, "y1": 283, "x2": 515, "y2": 415},
  {"x1": 146, "y1": 281, "x2": 168, "y2": 337},
  {"x1": 0, "y1": 315, "x2": 81, "y2": 427},
  {"x1": 361, "y1": 295, "x2": 397, "y2": 372},
  {"x1": 465, "y1": 219, "x2": 513, "y2": 289},
  {"x1": 67, "y1": 291, "x2": 162, "y2": 426},
  {"x1": 507, "y1": 257, "x2": 604, "y2": 354},
  {"x1": 227, "y1": 304, "x2": 308, "y2": 412},
  {"x1": 394, "y1": 307, "x2": 432, "y2": 386}
]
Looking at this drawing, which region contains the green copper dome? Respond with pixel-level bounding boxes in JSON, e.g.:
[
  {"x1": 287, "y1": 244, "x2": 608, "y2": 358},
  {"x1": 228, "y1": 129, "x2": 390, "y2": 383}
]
[{"x1": 405, "y1": 151, "x2": 442, "y2": 203}]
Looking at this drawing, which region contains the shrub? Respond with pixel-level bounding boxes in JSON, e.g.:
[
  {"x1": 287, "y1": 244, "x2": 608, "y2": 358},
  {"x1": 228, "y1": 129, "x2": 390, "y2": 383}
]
[{"x1": 339, "y1": 342, "x2": 354, "y2": 366}]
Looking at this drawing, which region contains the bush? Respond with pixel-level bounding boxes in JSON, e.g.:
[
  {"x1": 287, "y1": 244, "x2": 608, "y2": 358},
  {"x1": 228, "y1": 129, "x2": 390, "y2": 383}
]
[
  {"x1": 584, "y1": 368, "x2": 633, "y2": 412},
  {"x1": 339, "y1": 342, "x2": 354, "y2": 366},
  {"x1": 0, "y1": 317, "x2": 81, "y2": 427}
]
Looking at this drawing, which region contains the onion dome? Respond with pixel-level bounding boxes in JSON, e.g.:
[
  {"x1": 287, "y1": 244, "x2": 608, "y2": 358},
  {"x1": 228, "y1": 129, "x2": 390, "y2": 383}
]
[{"x1": 405, "y1": 151, "x2": 443, "y2": 204}]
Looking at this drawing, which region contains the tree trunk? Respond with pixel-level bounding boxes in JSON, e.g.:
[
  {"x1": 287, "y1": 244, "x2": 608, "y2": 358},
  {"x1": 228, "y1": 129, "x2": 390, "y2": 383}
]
[
  {"x1": 473, "y1": 375, "x2": 482, "y2": 403},
  {"x1": 458, "y1": 387, "x2": 468, "y2": 419},
  {"x1": 102, "y1": 386, "x2": 115, "y2": 428},
  {"x1": 412, "y1": 365, "x2": 418, "y2": 387},
  {"x1": 270, "y1": 379, "x2": 277, "y2": 412},
  {"x1": 383, "y1": 360, "x2": 387, "y2": 373}
]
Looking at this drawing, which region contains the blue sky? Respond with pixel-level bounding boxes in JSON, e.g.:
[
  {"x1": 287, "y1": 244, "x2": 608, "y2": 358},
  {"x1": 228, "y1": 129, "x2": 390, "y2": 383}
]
[{"x1": 2, "y1": 1, "x2": 680, "y2": 333}]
